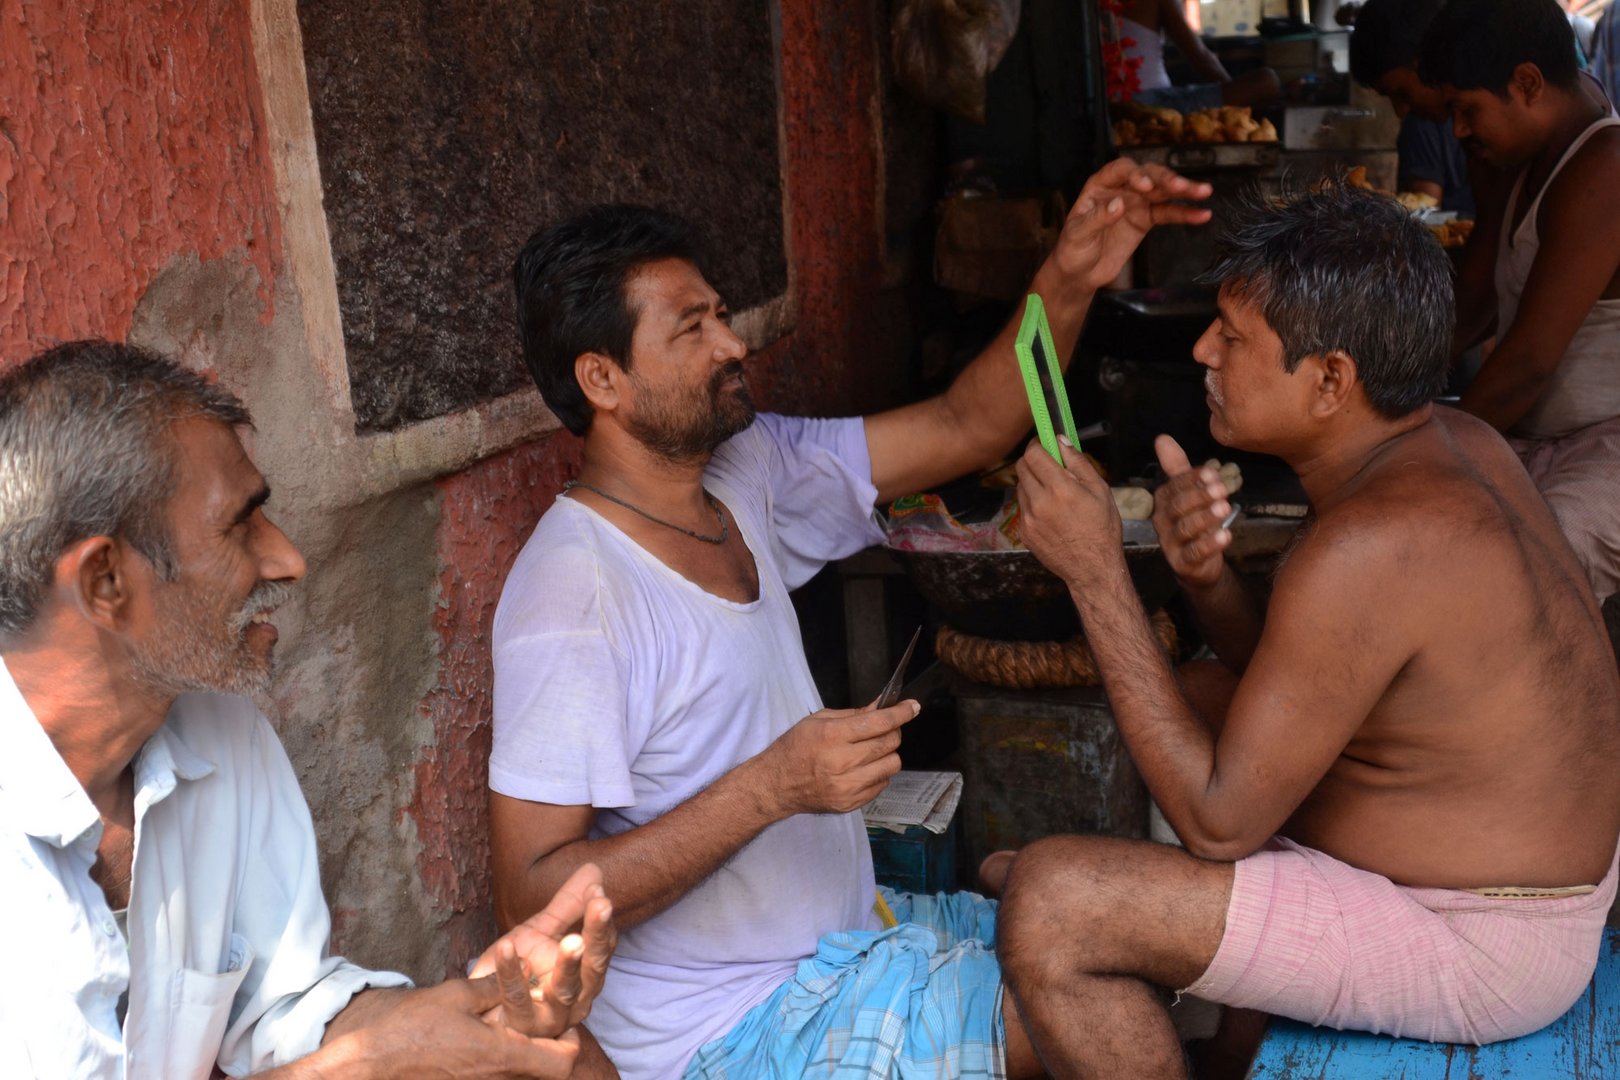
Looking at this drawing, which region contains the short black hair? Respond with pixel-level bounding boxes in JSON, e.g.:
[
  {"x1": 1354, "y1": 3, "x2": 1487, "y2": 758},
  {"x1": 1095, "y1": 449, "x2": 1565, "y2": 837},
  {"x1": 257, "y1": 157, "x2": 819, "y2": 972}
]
[
  {"x1": 1348, "y1": 0, "x2": 1445, "y2": 86},
  {"x1": 1419, "y1": 0, "x2": 1579, "y2": 94},
  {"x1": 1206, "y1": 182, "x2": 1453, "y2": 419},
  {"x1": 512, "y1": 206, "x2": 707, "y2": 436}
]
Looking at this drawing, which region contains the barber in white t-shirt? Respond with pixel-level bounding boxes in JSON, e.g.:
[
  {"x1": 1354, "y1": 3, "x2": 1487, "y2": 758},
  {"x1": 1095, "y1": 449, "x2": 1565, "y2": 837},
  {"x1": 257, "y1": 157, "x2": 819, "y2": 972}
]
[{"x1": 487, "y1": 162, "x2": 1210, "y2": 1080}]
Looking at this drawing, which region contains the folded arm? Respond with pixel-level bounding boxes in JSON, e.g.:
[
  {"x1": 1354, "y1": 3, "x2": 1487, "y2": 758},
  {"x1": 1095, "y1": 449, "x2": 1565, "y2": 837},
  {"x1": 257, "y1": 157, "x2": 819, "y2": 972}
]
[
  {"x1": 262, "y1": 863, "x2": 620, "y2": 1079},
  {"x1": 263, "y1": 982, "x2": 595, "y2": 1080}
]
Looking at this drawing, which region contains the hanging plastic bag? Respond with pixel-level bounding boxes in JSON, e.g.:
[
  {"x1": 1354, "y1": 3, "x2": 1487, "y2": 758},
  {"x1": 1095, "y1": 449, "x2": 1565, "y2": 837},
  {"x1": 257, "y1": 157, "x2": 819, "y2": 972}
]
[{"x1": 891, "y1": 0, "x2": 1022, "y2": 124}]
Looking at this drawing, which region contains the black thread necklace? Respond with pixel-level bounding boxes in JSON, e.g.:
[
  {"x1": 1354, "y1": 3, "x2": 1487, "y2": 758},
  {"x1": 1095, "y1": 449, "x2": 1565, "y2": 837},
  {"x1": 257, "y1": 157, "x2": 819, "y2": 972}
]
[{"x1": 564, "y1": 480, "x2": 729, "y2": 545}]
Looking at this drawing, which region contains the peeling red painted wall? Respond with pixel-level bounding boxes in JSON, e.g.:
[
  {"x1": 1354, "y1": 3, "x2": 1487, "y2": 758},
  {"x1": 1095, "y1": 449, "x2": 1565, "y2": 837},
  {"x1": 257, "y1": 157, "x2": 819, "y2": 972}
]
[
  {"x1": 418, "y1": 436, "x2": 585, "y2": 974},
  {"x1": 0, "y1": 0, "x2": 282, "y2": 362},
  {"x1": 413, "y1": 0, "x2": 909, "y2": 976},
  {"x1": 753, "y1": 2, "x2": 910, "y2": 417}
]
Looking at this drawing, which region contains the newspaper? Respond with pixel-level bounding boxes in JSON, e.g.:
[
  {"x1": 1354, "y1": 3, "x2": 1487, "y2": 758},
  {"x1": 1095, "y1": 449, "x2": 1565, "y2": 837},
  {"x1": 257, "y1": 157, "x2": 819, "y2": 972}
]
[{"x1": 862, "y1": 770, "x2": 963, "y2": 835}]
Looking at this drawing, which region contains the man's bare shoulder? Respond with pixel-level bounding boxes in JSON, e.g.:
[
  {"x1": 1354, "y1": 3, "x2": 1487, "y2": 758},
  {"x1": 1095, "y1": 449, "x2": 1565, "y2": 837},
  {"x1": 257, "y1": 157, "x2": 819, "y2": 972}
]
[
  {"x1": 1278, "y1": 413, "x2": 1524, "y2": 590},
  {"x1": 1541, "y1": 124, "x2": 1620, "y2": 237},
  {"x1": 1569, "y1": 121, "x2": 1620, "y2": 173}
]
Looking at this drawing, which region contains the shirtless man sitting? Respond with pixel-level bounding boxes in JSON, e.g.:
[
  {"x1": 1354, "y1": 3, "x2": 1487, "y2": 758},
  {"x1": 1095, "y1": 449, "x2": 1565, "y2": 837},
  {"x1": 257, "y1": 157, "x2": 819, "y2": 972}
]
[
  {"x1": 994, "y1": 183, "x2": 1620, "y2": 1078},
  {"x1": 1419, "y1": 0, "x2": 1620, "y2": 601}
]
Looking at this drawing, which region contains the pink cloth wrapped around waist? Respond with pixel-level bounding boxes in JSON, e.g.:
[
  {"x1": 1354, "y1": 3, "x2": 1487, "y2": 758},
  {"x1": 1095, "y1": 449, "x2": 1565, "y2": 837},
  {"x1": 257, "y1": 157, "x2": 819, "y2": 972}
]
[
  {"x1": 1184, "y1": 836, "x2": 1620, "y2": 1044},
  {"x1": 1509, "y1": 413, "x2": 1620, "y2": 602}
]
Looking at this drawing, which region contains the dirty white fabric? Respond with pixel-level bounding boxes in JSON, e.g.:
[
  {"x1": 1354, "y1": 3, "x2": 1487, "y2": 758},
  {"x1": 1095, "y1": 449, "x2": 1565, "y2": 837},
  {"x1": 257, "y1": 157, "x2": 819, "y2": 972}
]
[
  {"x1": 0, "y1": 660, "x2": 408, "y2": 1079},
  {"x1": 491, "y1": 413, "x2": 887, "y2": 1080},
  {"x1": 1495, "y1": 114, "x2": 1620, "y2": 440}
]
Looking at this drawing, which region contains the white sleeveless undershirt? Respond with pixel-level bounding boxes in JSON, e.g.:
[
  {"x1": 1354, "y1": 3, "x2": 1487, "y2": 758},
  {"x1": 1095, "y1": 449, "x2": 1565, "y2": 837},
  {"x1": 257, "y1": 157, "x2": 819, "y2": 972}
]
[
  {"x1": 1495, "y1": 114, "x2": 1620, "y2": 439},
  {"x1": 1121, "y1": 15, "x2": 1171, "y2": 92}
]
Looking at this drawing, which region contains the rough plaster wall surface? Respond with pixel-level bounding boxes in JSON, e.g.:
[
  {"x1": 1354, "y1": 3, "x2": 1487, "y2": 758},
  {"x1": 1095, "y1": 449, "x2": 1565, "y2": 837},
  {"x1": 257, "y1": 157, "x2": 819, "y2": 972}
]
[
  {"x1": 417, "y1": 436, "x2": 582, "y2": 978},
  {"x1": 296, "y1": 0, "x2": 788, "y2": 432},
  {"x1": 0, "y1": 0, "x2": 283, "y2": 359}
]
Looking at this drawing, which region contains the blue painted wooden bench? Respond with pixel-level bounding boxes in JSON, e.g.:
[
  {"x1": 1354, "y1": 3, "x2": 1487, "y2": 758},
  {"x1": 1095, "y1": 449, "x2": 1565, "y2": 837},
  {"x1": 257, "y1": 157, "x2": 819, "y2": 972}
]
[{"x1": 1247, "y1": 928, "x2": 1620, "y2": 1078}]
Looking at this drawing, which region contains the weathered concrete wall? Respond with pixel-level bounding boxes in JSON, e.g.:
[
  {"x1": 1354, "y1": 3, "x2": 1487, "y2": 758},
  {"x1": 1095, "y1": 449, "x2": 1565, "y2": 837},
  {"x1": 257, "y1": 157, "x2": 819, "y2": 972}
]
[
  {"x1": 297, "y1": 0, "x2": 789, "y2": 432},
  {"x1": 1, "y1": 0, "x2": 913, "y2": 984}
]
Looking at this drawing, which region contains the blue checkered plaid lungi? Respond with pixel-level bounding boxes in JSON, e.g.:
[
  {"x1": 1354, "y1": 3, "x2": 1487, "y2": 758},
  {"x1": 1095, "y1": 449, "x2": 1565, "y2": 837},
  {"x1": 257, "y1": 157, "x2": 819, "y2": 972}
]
[{"x1": 684, "y1": 889, "x2": 1007, "y2": 1079}]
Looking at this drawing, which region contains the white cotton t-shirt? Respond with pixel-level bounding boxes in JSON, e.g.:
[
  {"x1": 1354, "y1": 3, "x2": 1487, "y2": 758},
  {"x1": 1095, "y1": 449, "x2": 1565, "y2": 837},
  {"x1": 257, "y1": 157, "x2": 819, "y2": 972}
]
[{"x1": 490, "y1": 413, "x2": 888, "y2": 1080}]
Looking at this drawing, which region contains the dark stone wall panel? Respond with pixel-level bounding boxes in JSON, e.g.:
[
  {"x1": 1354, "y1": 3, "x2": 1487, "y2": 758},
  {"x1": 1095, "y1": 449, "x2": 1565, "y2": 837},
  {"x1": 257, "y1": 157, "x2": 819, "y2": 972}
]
[{"x1": 298, "y1": 1, "x2": 788, "y2": 432}]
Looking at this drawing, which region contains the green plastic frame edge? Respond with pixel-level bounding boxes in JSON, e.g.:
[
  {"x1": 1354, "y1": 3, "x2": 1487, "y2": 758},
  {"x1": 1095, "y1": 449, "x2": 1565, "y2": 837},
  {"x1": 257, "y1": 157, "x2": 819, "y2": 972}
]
[{"x1": 1014, "y1": 292, "x2": 1079, "y2": 464}]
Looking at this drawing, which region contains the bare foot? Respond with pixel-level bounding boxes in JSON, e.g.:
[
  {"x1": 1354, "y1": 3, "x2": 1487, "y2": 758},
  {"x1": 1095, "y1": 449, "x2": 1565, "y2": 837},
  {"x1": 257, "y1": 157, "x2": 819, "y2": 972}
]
[{"x1": 978, "y1": 849, "x2": 1018, "y2": 896}]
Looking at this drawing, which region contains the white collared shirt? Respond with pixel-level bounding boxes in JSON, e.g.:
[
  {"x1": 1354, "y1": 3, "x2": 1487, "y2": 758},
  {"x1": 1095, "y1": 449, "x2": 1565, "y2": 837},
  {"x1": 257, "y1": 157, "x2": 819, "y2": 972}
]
[{"x1": 0, "y1": 660, "x2": 409, "y2": 1078}]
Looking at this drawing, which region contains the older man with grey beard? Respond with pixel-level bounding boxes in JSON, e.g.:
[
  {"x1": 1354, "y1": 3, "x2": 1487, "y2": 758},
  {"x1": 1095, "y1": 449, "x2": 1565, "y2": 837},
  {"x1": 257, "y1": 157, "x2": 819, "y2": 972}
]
[{"x1": 0, "y1": 340, "x2": 618, "y2": 1079}]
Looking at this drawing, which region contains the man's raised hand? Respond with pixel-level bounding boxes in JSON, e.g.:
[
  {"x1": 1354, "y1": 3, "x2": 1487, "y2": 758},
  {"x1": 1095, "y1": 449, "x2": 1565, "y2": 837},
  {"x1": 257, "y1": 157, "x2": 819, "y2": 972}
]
[
  {"x1": 757, "y1": 701, "x2": 918, "y2": 818},
  {"x1": 470, "y1": 863, "x2": 615, "y2": 1040},
  {"x1": 1054, "y1": 160, "x2": 1213, "y2": 293},
  {"x1": 1151, "y1": 434, "x2": 1234, "y2": 589}
]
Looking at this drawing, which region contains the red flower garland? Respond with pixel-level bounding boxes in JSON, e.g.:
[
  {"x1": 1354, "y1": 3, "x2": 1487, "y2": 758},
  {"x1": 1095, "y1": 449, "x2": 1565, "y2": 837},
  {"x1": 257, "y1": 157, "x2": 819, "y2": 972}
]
[{"x1": 1099, "y1": 0, "x2": 1145, "y2": 102}]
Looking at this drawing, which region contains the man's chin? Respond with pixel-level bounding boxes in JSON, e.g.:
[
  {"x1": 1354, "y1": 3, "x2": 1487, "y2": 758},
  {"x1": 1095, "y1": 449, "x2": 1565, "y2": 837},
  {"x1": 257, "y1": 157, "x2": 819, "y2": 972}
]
[
  {"x1": 710, "y1": 401, "x2": 757, "y2": 448},
  {"x1": 1207, "y1": 416, "x2": 1244, "y2": 452}
]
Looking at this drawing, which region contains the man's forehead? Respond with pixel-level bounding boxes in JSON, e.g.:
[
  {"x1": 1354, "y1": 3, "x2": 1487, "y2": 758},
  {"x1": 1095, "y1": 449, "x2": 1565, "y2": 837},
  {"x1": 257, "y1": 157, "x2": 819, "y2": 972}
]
[
  {"x1": 1220, "y1": 283, "x2": 1292, "y2": 346},
  {"x1": 626, "y1": 258, "x2": 720, "y2": 320},
  {"x1": 1216, "y1": 282, "x2": 1264, "y2": 324},
  {"x1": 171, "y1": 416, "x2": 264, "y2": 505}
]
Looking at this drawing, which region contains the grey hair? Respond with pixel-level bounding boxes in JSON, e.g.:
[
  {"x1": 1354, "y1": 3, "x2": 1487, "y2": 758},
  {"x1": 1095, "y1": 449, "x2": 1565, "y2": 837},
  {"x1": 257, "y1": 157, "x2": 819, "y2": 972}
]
[
  {"x1": 0, "y1": 340, "x2": 252, "y2": 638},
  {"x1": 1205, "y1": 180, "x2": 1453, "y2": 418}
]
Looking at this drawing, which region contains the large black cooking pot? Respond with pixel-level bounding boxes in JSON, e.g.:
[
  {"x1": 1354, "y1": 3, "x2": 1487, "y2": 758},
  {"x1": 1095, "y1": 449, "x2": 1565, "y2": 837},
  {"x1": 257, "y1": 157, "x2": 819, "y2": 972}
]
[{"x1": 890, "y1": 542, "x2": 1177, "y2": 642}]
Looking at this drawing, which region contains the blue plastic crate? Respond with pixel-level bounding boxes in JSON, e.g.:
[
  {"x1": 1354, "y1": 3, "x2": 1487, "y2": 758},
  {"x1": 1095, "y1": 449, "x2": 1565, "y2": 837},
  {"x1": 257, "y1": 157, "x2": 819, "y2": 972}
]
[{"x1": 867, "y1": 819, "x2": 959, "y2": 896}]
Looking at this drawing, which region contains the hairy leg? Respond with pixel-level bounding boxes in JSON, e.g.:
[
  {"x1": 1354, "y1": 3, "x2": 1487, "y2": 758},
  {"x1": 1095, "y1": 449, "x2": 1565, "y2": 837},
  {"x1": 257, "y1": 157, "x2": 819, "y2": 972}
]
[
  {"x1": 1002, "y1": 992, "x2": 1047, "y2": 1078},
  {"x1": 997, "y1": 835, "x2": 1234, "y2": 1080}
]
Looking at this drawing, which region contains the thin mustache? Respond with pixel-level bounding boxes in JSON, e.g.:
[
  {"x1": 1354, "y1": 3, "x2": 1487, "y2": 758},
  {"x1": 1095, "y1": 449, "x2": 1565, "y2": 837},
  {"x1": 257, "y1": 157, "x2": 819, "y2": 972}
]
[{"x1": 231, "y1": 580, "x2": 295, "y2": 633}]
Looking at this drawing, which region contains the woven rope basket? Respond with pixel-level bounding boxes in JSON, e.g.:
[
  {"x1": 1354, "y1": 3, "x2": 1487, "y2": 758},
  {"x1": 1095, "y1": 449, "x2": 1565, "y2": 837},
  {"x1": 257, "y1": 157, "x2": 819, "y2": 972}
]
[{"x1": 935, "y1": 611, "x2": 1178, "y2": 689}]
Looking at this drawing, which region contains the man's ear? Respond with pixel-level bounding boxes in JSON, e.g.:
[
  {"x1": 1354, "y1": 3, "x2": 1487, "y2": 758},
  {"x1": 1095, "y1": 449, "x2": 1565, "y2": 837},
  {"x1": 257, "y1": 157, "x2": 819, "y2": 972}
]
[
  {"x1": 574, "y1": 352, "x2": 624, "y2": 415},
  {"x1": 1310, "y1": 350, "x2": 1359, "y2": 418},
  {"x1": 58, "y1": 536, "x2": 138, "y2": 632},
  {"x1": 1511, "y1": 62, "x2": 1545, "y2": 106}
]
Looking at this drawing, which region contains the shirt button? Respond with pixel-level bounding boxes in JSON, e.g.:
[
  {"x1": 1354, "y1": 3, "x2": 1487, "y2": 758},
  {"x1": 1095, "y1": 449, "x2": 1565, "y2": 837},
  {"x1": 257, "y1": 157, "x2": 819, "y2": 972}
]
[{"x1": 102, "y1": 920, "x2": 117, "y2": 936}]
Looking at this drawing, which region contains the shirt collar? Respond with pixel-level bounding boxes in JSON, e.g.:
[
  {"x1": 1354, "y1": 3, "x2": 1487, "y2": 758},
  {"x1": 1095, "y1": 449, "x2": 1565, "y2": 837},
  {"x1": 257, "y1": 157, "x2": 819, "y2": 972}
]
[
  {"x1": 0, "y1": 657, "x2": 100, "y2": 847},
  {"x1": 0, "y1": 659, "x2": 216, "y2": 847}
]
